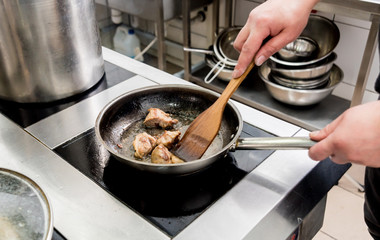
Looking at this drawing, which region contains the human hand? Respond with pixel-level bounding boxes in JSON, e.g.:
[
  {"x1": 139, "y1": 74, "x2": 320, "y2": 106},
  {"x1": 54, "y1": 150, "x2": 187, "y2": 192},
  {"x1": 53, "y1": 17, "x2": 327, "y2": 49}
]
[
  {"x1": 308, "y1": 101, "x2": 380, "y2": 167},
  {"x1": 232, "y1": 0, "x2": 319, "y2": 78}
]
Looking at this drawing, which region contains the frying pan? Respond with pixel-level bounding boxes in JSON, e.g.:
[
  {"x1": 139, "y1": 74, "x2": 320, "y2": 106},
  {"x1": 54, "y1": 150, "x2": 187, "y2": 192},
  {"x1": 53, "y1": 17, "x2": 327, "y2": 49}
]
[{"x1": 95, "y1": 85, "x2": 315, "y2": 175}]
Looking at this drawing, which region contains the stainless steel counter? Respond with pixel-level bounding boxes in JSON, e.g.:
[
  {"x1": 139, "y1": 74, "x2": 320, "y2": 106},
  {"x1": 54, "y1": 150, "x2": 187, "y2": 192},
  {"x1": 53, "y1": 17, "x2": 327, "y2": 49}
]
[{"x1": 0, "y1": 47, "x2": 349, "y2": 239}]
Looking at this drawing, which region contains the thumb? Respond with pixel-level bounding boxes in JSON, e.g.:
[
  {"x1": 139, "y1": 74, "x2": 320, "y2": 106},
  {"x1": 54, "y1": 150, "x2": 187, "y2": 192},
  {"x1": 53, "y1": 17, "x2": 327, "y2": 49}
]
[
  {"x1": 308, "y1": 115, "x2": 343, "y2": 161},
  {"x1": 308, "y1": 136, "x2": 335, "y2": 161},
  {"x1": 309, "y1": 114, "x2": 342, "y2": 141}
]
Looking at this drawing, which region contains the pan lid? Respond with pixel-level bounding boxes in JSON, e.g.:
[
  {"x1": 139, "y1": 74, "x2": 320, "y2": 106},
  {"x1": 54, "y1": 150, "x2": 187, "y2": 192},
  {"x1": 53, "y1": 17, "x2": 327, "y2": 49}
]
[{"x1": 0, "y1": 168, "x2": 53, "y2": 240}]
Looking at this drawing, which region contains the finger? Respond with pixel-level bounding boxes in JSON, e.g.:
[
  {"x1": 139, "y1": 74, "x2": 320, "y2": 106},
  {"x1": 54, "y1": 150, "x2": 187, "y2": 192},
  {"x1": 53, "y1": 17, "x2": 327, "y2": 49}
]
[
  {"x1": 233, "y1": 26, "x2": 249, "y2": 53},
  {"x1": 308, "y1": 135, "x2": 335, "y2": 161},
  {"x1": 254, "y1": 30, "x2": 298, "y2": 66},
  {"x1": 309, "y1": 114, "x2": 343, "y2": 141},
  {"x1": 232, "y1": 31, "x2": 267, "y2": 78}
]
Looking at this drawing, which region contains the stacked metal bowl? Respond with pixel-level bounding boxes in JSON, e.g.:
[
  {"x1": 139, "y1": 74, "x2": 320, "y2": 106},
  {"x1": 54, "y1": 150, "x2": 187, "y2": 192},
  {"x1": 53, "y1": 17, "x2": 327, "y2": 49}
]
[
  {"x1": 259, "y1": 15, "x2": 343, "y2": 106},
  {"x1": 204, "y1": 27, "x2": 241, "y2": 82}
]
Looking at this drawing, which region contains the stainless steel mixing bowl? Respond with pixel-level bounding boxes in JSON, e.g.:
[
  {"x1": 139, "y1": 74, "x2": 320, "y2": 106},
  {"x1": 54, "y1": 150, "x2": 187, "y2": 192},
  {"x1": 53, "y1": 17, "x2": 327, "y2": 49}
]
[
  {"x1": 259, "y1": 62, "x2": 343, "y2": 106},
  {"x1": 271, "y1": 71, "x2": 330, "y2": 89},
  {"x1": 270, "y1": 15, "x2": 340, "y2": 66},
  {"x1": 277, "y1": 37, "x2": 318, "y2": 62},
  {"x1": 268, "y1": 52, "x2": 337, "y2": 79}
]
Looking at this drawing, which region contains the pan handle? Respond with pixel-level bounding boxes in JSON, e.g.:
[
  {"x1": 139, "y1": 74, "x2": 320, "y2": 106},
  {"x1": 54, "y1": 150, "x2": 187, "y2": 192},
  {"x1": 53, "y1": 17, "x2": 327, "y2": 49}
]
[
  {"x1": 233, "y1": 137, "x2": 317, "y2": 150},
  {"x1": 183, "y1": 47, "x2": 214, "y2": 55}
]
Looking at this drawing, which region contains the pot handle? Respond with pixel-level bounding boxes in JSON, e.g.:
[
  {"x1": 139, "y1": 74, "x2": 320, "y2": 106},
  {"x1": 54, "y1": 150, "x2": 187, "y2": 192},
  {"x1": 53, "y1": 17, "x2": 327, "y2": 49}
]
[
  {"x1": 232, "y1": 137, "x2": 317, "y2": 150},
  {"x1": 204, "y1": 58, "x2": 228, "y2": 84}
]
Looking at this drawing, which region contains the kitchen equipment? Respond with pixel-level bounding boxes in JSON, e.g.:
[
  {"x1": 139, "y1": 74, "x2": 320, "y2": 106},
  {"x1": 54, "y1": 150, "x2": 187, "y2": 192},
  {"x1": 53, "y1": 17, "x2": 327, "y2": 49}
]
[
  {"x1": 0, "y1": 0, "x2": 104, "y2": 103},
  {"x1": 270, "y1": 15, "x2": 340, "y2": 66},
  {"x1": 184, "y1": 27, "x2": 242, "y2": 67},
  {"x1": 277, "y1": 37, "x2": 318, "y2": 62},
  {"x1": 259, "y1": 62, "x2": 343, "y2": 106},
  {"x1": 271, "y1": 71, "x2": 331, "y2": 89},
  {"x1": 0, "y1": 168, "x2": 53, "y2": 240},
  {"x1": 95, "y1": 84, "x2": 316, "y2": 175},
  {"x1": 215, "y1": 27, "x2": 241, "y2": 64},
  {"x1": 205, "y1": 50, "x2": 234, "y2": 82},
  {"x1": 172, "y1": 61, "x2": 255, "y2": 161},
  {"x1": 268, "y1": 52, "x2": 337, "y2": 79}
]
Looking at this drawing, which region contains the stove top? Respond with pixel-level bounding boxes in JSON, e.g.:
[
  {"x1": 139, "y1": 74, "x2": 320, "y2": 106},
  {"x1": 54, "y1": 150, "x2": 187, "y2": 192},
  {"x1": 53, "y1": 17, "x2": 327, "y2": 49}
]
[
  {"x1": 53, "y1": 123, "x2": 274, "y2": 237},
  {"x1": 0, "y1": 59, "x2": 274, "y2": 237}
]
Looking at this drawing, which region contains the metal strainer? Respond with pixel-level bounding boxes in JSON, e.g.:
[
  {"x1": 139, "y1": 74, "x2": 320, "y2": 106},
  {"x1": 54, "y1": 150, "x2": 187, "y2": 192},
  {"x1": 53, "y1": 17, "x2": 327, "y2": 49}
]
[{"x1": 213, "y1": 27, "x2": 241, "y2": 65}]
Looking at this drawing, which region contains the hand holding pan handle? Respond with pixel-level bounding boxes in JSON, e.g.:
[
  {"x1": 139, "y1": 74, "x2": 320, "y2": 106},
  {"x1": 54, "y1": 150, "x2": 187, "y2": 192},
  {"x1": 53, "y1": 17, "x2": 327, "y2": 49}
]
[{"x1": 232, "y1": 137, "x2": 316, "y2": 150}]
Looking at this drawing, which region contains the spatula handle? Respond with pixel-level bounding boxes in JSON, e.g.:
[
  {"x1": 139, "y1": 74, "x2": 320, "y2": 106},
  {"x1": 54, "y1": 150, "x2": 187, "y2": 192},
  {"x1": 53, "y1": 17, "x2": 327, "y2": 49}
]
[{"x1": 217, "y1": 61, "x2": 255, "y2": 105}]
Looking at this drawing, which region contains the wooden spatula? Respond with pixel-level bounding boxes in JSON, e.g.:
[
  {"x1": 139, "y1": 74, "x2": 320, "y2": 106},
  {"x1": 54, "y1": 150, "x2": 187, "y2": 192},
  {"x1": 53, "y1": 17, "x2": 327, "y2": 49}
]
[{"x1": 172, "y1": 61, "x2": 255, "y2": 161}]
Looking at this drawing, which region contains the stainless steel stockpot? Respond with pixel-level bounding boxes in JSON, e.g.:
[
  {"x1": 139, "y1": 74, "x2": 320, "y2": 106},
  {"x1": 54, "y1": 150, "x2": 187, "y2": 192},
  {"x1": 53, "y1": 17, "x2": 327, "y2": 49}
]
[{"x1": 0, "y1": 0, "x2": 104, "y2": 103}]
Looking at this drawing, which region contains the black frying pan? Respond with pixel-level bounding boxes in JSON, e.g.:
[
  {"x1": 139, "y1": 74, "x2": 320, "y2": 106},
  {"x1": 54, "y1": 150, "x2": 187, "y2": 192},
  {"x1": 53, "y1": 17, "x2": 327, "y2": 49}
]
[{"x1": 95, "y1": 84, "x2": 315, "y2": 175}]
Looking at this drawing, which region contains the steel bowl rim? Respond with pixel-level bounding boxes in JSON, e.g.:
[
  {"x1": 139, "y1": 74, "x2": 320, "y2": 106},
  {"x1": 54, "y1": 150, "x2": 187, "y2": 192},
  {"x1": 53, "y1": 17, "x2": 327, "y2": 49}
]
[{"x1": 259, "y1": 62, "x2": 343, "y2": 94}]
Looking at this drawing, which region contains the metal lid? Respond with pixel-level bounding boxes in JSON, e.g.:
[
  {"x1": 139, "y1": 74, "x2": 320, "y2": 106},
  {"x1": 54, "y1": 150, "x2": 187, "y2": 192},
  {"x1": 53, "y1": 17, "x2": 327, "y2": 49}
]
[{"x1": 0, "y1": 168, "x2": 53, "y2": 240}]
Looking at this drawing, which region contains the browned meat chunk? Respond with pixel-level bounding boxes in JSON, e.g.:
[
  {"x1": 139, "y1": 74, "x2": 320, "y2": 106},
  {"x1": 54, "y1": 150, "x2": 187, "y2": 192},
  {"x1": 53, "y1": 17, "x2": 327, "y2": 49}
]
[
  {"x1": 133, "y1": 132, "x2": 157, "y2": 159},
  {"x1": 171, "y1": 154, "x2": 184, "y2": 164},
  {"x1": 151, "y1": 144, "x2": 172, "y2": 164},
  {"x1": 151, "y1": 144, "x2": 185, "y2": 164},
  {"x1": 156, "y1": 130, "x2": 181, "y2": 149},
  {"x1": 143, "y1": 108, "x2": 178, "y2": 129}
]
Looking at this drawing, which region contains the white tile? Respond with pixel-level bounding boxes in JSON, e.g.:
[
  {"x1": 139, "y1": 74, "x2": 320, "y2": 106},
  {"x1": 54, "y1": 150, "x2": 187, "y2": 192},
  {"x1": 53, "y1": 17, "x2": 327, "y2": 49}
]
[
  {"x1": 334, "y1": 23, "x2": 369, "y2": 86},
  {"x1": 338, "y1": 164, "x2": 366, "y2": 197},
  {"x1": 334, "y1": 14, "x2": 372, "y2": 29},
  {"x1": 313, "y1": 231, "x2": 335, "y2": 240},
  {"x1": 319, "y1": 186, "x2": 372, "y2": 240}
]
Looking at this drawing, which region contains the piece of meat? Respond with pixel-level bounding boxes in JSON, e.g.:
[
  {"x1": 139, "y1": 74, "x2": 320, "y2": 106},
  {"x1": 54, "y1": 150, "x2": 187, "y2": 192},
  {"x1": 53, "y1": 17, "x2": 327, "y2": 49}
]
[
  {"x1": 156, "y1": 130, "x2": 181, "y2": 149},
  {"x1": 171, "y1": 154, "x2": 184, "y2": 164},
  {"x1": 151, "y1": 144, "x2": 172, "y2": 164},
  {"x1": 151, "y1": 144, "x2": 185, "y2": 164},
  {"x1": 143, "y1": 108, "x2": 178, "y2": 129},
  {"x1": 133, "y1": 132, "x2": 157, "y2": 159}
]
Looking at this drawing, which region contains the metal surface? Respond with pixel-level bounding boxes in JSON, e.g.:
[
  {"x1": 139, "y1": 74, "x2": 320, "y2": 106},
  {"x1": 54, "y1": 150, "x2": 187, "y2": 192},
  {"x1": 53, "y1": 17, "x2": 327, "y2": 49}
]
[
  {"x1": 156, "y1": 0, "x2": 166, "y2": 70},
  {"x1": 205, "y1": 51, "x2": 234, "y2": 82},
  {"x1": 95, "y1": 0, "x2": 212, "y2": 21},
  {"x1": 0, "y1": 0, "x2": 104, "y2": 103},
  {"x1": 234, "y1": 137, "x2": 316, "y2": 150},
  {"x1": 182, "y1": 0, "x2": 192, "y2": 80},
  {"x1": 259, "y1": 63, "x2": 343, "y2": 106},
  {"x1": 214, "y1": 27, "x2": 241, "y2": 64},
  {"x1": 0, "y1": 114, "x2": 169, "y2": 240},
  {"x1": 351, "y1": 14, "x2": 380, "y2": 106},
  {"x1": 268, "y1": 52, "x2": 337, "y2": 79},
  {"x1": 271, "y1": 71, "x2": 330, "y2": 90},
  {"x1": 0, "y1": 168, "x2": 53, "y2": 240},
  {"x1": 270, "y1": 15, "x2": 340, "y2": 66},
  {"x1": 277, "y1": 37, "x2": 318, "y2": 62}
]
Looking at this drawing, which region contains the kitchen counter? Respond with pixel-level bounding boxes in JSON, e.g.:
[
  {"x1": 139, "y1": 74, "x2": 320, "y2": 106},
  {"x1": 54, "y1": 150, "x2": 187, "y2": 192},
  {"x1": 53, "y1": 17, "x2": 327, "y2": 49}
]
[{"x1": 0, "y1": 47, "x2": 349, "y2": 239}]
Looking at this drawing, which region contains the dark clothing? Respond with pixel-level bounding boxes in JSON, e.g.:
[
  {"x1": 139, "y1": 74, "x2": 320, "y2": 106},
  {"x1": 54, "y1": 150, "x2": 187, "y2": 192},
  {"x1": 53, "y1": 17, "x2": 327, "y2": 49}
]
[
  {"x1": 363, "y1": 54, "x2": 380, "y2": 238},
  {"x1": 364, "y1": 167, "x2": 380, "y2": 239},
  {"x1": 376, "y1": 74, "x2": 380, "y2": 93}
]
